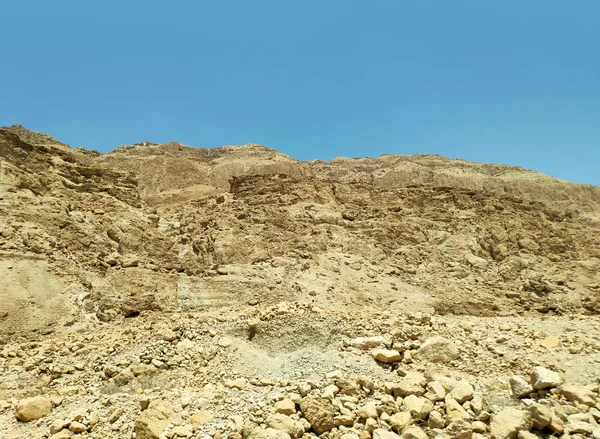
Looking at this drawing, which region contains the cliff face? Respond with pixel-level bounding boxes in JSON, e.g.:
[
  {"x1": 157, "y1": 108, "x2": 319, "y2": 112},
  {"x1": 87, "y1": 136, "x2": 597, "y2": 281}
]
[{"x1": 1, "y1": 125, "x2": 599, "y2": 337}]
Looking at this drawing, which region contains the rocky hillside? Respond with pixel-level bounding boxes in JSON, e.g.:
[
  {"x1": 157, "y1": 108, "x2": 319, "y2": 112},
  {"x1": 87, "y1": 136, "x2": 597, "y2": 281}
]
[{"x1": 1, "y1": 125, "x2": 599, "y2": 439}]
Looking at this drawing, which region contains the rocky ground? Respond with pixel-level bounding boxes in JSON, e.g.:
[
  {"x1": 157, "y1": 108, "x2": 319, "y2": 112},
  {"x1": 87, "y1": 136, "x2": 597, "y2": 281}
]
[
  {"x1": 1, "y1": 304, "x2": 600, "y2": 439},
  {"x1": 1, "y1": 125, "x2": 599, "y2": 438}
]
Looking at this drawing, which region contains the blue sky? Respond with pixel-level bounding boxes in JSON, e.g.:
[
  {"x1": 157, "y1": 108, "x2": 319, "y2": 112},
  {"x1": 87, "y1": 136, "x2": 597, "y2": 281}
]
[{"x1": 1, "y1": 1, "x2": 598, "y2": 185}]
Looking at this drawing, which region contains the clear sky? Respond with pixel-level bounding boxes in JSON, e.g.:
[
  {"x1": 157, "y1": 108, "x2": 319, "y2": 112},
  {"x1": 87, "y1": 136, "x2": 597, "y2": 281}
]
[{"x1": 1, "y1": 1, "x2": 599, "y2": 185}]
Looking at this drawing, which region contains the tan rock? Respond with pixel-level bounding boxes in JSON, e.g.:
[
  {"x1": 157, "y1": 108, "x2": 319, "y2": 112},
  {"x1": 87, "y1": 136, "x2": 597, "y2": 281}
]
[
  {"x1": 15, "y1": 396, "x2": 52, "y2": 422},
  {"x1": 401, "y1": 426, "x2": 428, "y2": 439},
  {"x1": 540, "y1": 335, "x2": 561, "y2": 347},
  {"x1": 403, "y1": 395, "x2": 433, "y2": 419},
  {"x1": 446, "y1": 398, "x2": 471, "y2": 422},
  {"x1": 69, "y1": 421, "x2": 87, "y2": 433},
  {"x1": 172, "y1": 425, "x2": 193, "y2": 437},
  {"x1": 357, "y1": 401, "x2": 379, "y2": 420},
  {"x1": 450, "y1": 381, "x2": 475, "y2": 403},
  {"x1": 445, "y1": 420, "x2": 473, "y2": 439},
  {"x1": 528, "y1": 403, "x2": 552, "y2": 430},
  {"x1": 428, "y1": 410, "x2": 445, "y2": 428},
  {"x1": 190, "y1": 411, "x2": 215, "y2": 426},
  {"x1": 373, "y1": 428, "x2": 400, "y2": 439},
  {"x1": 490, "y1": 408, "x2": 532, "y2": 439},
  {"x1": 509, "y1": 376, "x2": 533, "y2": 398},
  {"x1": 530, "y1": 366, "x2": 562, "y2": 390},
  {"x1": 415, "y1": 336, "x2": 459, "y2": 363},
  {"x1": 389, "y1": 411, "x2": 412, "y2": 432},
  {"x1": 299, "y1": 396, "x2": 336, "y2": 434},
  {"x1": 559, "y1": 384, "x2": 597, "y2": 406},
  {"x1": 372, "y1": 348, "x2": 402, "y2": 363},
  {"x1": 266, "y1": 414, "x2": 303, "y2": 439},
  {"x1": 274, "y1": 399, "x2": 296, "y2": 415},
  {"x1": 135, "y1": 399, "x2": 174, "y2": 439}
]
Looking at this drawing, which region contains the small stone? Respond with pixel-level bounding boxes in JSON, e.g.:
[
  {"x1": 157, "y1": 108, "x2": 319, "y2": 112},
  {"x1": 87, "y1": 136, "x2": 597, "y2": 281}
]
[
  {"x1": 540, "y1": 336, "x2": 561, "y2": 347},
  {"x1": 528, "y1": 403, "x2": 552, "y2": 430},
  {"x1": 403, "y1": 395, "x2": 433, "y2": 419},
  {"x1": 50, "y1": 419, "x2": 70, "y2": 434},
  {"x1": 225, "y1": 378, "x2": 246, "y2": 389},
  {"x1": 372, "y1": 348, "x2": 402, "y2": 363},
  {"x1": 50, "y1": 430, "x2": 73, "y2": 439},
  {"x1": 373, "y1": 429, "x2": 401, "y2": 439},
  {"x1": 15, "y1": 396, "x2": 52, "y2": 422},
  {"x1": 566, "y1": 421, "x2": 593, "y2": 435},
  {"x1": 530, "y1": 366, "x2": 562, "y2": 390},
  {"x1": 559, "y1": 384, "x2": 597, "y2": 406},
  {"x1": 266, "y1": 414, "x2": 303, "y2": 439},
  {"x1": 415, "y1": 336, "x2": 459, "y2": 363},
  {"x1": 548, "y1": 415, "x2": 565, "y2": 434},
  {"x1": 218, "y1": 337, "x2": 232, "y2": 348},
  {"x1": 428, "y1": 410, "x2": 445, "y2": 429},
  {"x1": 190, "y1": 411, "x2": 214, "y2": 426},
  {"x1": 358, "y1": 401, "x2": 379, "y2": 420},
  {"x1": 393, "y1": 373, "x2": 427, "y2": 397},
  {"x1": 69, "y1": 421, "x2": 87, "y2": 434},
  {"x1": 445, "y1": 420, "x2": 473, "y2": 439},
  {"x1": 446, "y1": 398, "x2": 471, "y2": 423},
  {"x1": 490, "y1": 408, "x2": 532, "y2": 439},
  {"x1": 450, "y1": 381, "x2": 475, "y2": 403},
  {"x1": 517, "y1": 432, "x2": 538, "y2": 439},
  {"x1": 472, "y1": 421, "x2": 487, "y2": 433},
  {"x1": 401, "y1": 426, "x2": 428, "y2": 439},
  {"x1": 274, "y1": 399, "x2": 296, "y2": 415},
  {"x1": 509, "y1": 376, "x2": 533, "y2": 398},
  {"x1": 172, "y1": 425, "x2": 193, "y2": 437},
  {"x1": 299, "y1": 396, "x2": 335, "y2": 434},
  {"x1": 389, "y1": 412, "x2": 412, "y2": 432},
  {"x1": 163, "y1": 330, "x2": 178, "y2": 342}
]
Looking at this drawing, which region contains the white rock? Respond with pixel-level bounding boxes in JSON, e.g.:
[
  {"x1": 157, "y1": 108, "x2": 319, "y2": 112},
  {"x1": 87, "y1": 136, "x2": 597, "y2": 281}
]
[
  {"x1": 509, "y1": 375, "x2": 533, "y2": 398},
  {"x1": 415, "y1": 336, "x2": 459, "y2": 363},
  {"x1": 530, "y1": 366, "x2": 562, "y2": 390}
]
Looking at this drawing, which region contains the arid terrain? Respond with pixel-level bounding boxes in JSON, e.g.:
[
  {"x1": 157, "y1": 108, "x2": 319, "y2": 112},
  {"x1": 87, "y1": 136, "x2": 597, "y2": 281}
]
[{"x1": 1, "y1": 125, "x2": 599, "y2": 439}]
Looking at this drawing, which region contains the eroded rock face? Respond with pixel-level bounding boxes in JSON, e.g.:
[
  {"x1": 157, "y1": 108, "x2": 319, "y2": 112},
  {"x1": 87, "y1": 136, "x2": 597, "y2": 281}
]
[{"x1": 1, "y1": 125, "x2": 600, "y2": 439}]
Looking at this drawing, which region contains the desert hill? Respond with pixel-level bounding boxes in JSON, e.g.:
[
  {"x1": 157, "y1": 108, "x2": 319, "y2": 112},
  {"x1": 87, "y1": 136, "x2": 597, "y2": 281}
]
[{"x1": 1, "y1": 125, "x2": 599, "y2": 439}]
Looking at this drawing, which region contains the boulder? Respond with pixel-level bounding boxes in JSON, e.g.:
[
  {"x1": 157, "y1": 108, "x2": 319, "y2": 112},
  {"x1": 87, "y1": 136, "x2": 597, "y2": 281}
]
[
  {"x1": 415, "y1": 336, "x2": 459, "y2": 363},
  {"x1": 15, "y1": 396, "x2": 52, "y2": 422},
  {"x1": 490, "y1": 408, "x2": 532, "y2": 439},
  {"x1": 299, "y1": 396, "x2": 335, "y2": 434},
  {"x1": 559, "y1": 384, "x2": 597, "y2": 406},
  {"x1": 530, "y1": 366, "x2": 562, "y2": 390}
]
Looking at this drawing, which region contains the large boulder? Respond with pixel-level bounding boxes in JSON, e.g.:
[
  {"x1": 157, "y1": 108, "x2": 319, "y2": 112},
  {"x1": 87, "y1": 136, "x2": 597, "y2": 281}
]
[
  {"x1": 414, "y1": 336, "x2": 459, "y2": 363},
  {"x1": 15, "y1": 396, "x2": 52, "y2": 422},
  {"x1": 299, "y1": 396, "x2": 336, "y2": 434},
  {"x1": 134, "y1": 399, "x2": 174, "y2": 439}
]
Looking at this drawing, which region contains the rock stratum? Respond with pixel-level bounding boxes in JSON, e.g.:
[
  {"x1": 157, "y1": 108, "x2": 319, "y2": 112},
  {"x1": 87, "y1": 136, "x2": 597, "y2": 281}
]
[{"x1": 0, "y1": 125, "x2": 599, "y2": 439}]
